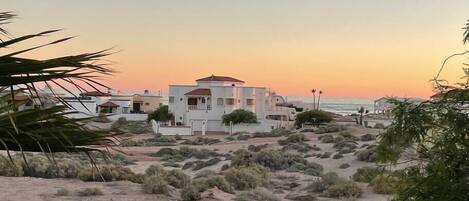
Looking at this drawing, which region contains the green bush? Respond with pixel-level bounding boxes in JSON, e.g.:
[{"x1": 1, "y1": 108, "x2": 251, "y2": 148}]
[
  {"x1": 78, "y1": 164, "x2": 136, "y2": 182},
  {"x1": 281, "y1": 142, "x2": 314, "y2": 153},
  {"x1": 193, "y1": 158, "x2": 221, "y2": 170},
  {"x1": 370, "y1": 174, "x2": 399, "y2": 194},
  {"x1": 248, "y1": 144, "x2": 270, "y2": 152},
  {"x1": 144, "y1": 164, "x2": 167, "y2": 177},
  {"x1": 148, "y1": 105, "x2": 174, "y2": 122},
  {"x1": 254, "y1": 149, "x2": 307, "y2": 171},
  {"x1": 356, "y1": 146, "x2": 377, "y2": 162},
  {"x1": 193, "y1": 175, "x2": 234, "y2": 193},
  {"x1": 165, "y1": 169, "x2": 191, "y2": 188},
  {"x1": 315, "y1": 123, "x2": 346, "y2": 134},
  {"x1": 236, "y1": 134, "x2": 251, "y2": 141},
  {"x1": 231, "y1": 149, "x2": 255, "y2": 167},
  {"x1": 332, "y1": 153, "x2": 343, "y2": 159},
  {"x1": 224, "y1": 165, "x2": 270, "y2": 190},
  {"x1": 77, "y1": 187, "x2": 103, "y2": 196},
  {"x1": 320, "y1": 152, "x2": 331, "y2": 158},
  {"x1": 0, "y1": 155, "x2": 23, "y2": 177},
  {"x1": 285, "y1": 133, "x2": 307, "y2": 143},
  {"x1": 222, "y1": 109, "x2": 258, "y2": 125},
  {"x1": 325, "y1": 180, "x2": 362, "y2": 198},
  {"x1": 143, "y1": 175, "x2": 169, "y2": 194},
  {"x1": 295, "y1": 110, "x2": 333, "y2": 127},
  {"x1": 333, "y1": 141, "x2": 358, "y2": 151},
  {"x1": 181, "y1": 137, "x2": 221, "y2": 145},
  {"x1": 234, "y1": 188, "x2": 281, "y2": 201},
  {"x1": 181, "y1": 186, "x2": 201, "y2": 201},
  {"x1": 307, "y1": 178, "x2": 328, "y2": 193},
  {"x1": 352, "y1": 166, "x2": 384, "y2": 183}
]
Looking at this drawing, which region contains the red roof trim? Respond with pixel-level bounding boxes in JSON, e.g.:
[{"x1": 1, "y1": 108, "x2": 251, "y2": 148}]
[
  {"x1": 184, "y1": 88, "x2": 211, "y2": 96},
  {"x1": 196, "y1": 75, "x2": 244, "y2": 83}
]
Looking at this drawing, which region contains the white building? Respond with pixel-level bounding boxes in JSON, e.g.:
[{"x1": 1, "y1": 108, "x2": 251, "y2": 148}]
[{"x1": 169, "y1": 75, "x2": 278, "y2": 132}]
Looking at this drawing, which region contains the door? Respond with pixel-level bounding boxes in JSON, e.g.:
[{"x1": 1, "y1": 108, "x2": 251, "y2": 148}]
[{"x1": 133, "y1": 102, "x2": 141, "y2": 112}]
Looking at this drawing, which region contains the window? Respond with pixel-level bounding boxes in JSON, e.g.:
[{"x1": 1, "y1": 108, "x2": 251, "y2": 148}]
[
  {"x1": 226, "y1": 98, "x2": 235, "y2": 105},
  {"x1": 217, "y1": 98, "x2": 224, "y2": 105},
  {"x1": 169, "y1": 96, "x2": 174, "y2": 103},
  {"x1": 246, "y1": 98, "x2": 255, "y2": 105}
]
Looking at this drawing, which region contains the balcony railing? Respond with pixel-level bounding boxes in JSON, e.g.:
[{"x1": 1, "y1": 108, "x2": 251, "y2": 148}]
[{"x1": 188, "y1": 105, "x2": 211, "y2": 110}]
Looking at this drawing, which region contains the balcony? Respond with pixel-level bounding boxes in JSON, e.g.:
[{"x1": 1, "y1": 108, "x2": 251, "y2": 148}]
[{"x1": 188, "y1": 104, "x2": 211, "y2": 110}]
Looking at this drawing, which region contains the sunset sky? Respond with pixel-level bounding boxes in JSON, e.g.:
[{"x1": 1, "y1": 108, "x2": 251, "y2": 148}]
[{"x1": 5, "y1": 0, "x2": 469, "y2": 98}]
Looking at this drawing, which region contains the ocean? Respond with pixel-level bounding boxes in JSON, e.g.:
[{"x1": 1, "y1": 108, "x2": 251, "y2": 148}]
[{"x1": 285, "y1": 96, "x2": 375, "y2": 116}]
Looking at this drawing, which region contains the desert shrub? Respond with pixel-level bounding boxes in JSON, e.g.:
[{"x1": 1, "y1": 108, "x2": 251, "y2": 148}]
[
  {"x1": 315, "y1": 123, "x2": 346, "y2": 134},
  {"x1": 333, "y1": 141, "x2": 358, "y2": 151},
  {"x1": 236, "y1": 134, "x2": 251, "y2": 141},
  {"x1": 222, "y1": 109, "x2": 258, "y2": 125},
  {"x1": 148, "y1": 105, "x2": 174, "y2": 122},
  {"x1": 143, "y1": 175, "x2": 169, "y2": 194},
  {"x1": 333, "y1": 135, "x2": 345, "y2": 143},
  {"x1": 194, "y1": 170, "x2": 217, "y2": 179},
  {"x1": 174, "y1": 134, "x2": 183, "y2": 140},
  {"x1": 165, "y1": 169, "x2": 191, "y2": 188},
  {"x1": 120, "y1": 139, "x2": 143, "y2": 147},
  {"x1": 281, "y1": 142, "x2": 314, "y2": 153},
  {"x1": 182, "y1": 162, "x2": 193, "y2": 170},
  {"x1": 77, "y1": 187, "x2": 103, "y2": 196},
  {"x1": 295, "y1": 110, "x2": 333, "y2": 127},
  {"x1": 307, "y1": 178, "x2": 329, "y2": 193},
  {"x1": 0, "y1": 155, "x2": 23, "y2": 177},
  {"x1": 192, "y1": 149, "x2": 219, "y2": 159},
  {"x1": 319, "y1": 135, "x2": 334, "y2": 143},
  {"x1": 193, "y1": 175, "x2": 234, "y2": 193},
  {"x1": 182, "y1": 137, "x2": 221, "y2": 145},
  {"x1": 248, "y1": 144, "x2": 269, "y2": 152},
  {"x1": 225, "y1": 136, "x2": 235, "y2": 141},
  {"x1": 352, "y1": 166, "x2": 384, "y2": 183},
  {"x1": 370, "y1": 174, "x2": 399, "y2": 194},
  {"x1": 231, "y1": 149, "x2": 255, "y2": 167},
  {"x1": 303, "y1": 162, "x2": 324, "y2": 176},
  {"x1": 332, "y1": 153, "x2": 343, "y2": 159},
  {"x1": 286, "y1": 133, "x2": 307, "y2": 143},
  {"x1": 143, "y1": 135, "x2": 178, "y2": 146},
  {"x1": 320, "y1": 152, "x2": 331, "y2": 158},
  {"x1": 181, "y1": 186, "x2": 201, "y2": 201},
  {"x1": 224, "y1": 165, "x2": 270, "y2": 190},
  {"x1": 221, "y1": 164, "x2": 230, "y2": 171},
  {"x1": 193, "y1": 158, "x2": 221, "y2": 170},
  {"x1": 162, "y1": 161, "x2": 181, "y2": 168},
  {"x1": 373, "y1": 123, "x2": 385, "y2": 129},
  {"x1": 338, "y1": 147, "x2": 355, "y2": 154},
  {"x1": 254, "y1": 149, "x2": 307, "y2": 171},
  {"x1": 253, "y1": 128, "x2": 288, "y2": 138},
  {"x1": 234, "y1": 187, "x2": 281, "y2": 201},
  {"x1": 112, "y1": 120, "x2": 149, "y2": 134},
  {"x1": 144, "y1": 164, "x2": 167, "y2": 177},
  {"x1": 339, "y1": 163, "x2": 350, "y2": 169},
  {"x1": 55, "y1": 188, "x2": 69, "y2": 196},
  {"x1": 78, "y1": 164, "x2": 136, "y2": 182},
  {"x1": 360, "y1": 134, "x2": 376, "y2": 141},
  {"x1": 325, "y1": 180, "x2": 362, "y2": 198},
  {"x1": 277, "y1": 139, "x2": 288, "y2": 145},
  {"x1": 356, "y1": 147, "x2": 377, "y2": 162}
]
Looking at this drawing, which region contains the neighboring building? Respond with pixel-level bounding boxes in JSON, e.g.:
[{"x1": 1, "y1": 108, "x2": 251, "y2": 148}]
[
  {"x1": 63, "y1": 91, "x2": 112, "y2": 118},
  {"x1": 168, "y1": 75, "x2": 269, "y2": 132},
  {"x1": 374, "y1": 96, "x2": 425, "y2": 114},
  {"x1": 112, "y1": 90, "x2": 163, "y2": 113}
]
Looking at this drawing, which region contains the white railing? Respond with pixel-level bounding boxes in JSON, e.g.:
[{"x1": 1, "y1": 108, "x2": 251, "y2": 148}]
[{"x1": 188, "y1": 105, "x2": 211, "y2": 110}]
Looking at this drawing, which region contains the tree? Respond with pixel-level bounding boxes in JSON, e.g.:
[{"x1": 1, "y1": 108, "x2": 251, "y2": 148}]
[
  {"x1": 355, "y1": 106, "x2": 369, "y2": 126},
  {"x1": 376, "y1": 21, "x2": 469, "y2": 201},
  {"x1": 295, "y1": 110, "x2": 333, "y2": 127},
  {"x1": 148, "y1": 105, "x2": 174, "y2": 122},
  {"x1": 222, "y1": 109, "x2": 257, "y2": 125},
  {"x1": 0, "y1": 12, "x2": 115, "y2": 156}
]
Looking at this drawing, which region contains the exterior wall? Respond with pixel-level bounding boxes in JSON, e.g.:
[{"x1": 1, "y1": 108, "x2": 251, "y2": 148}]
[
  {"x1": 132, "y1": 94, "x2": 162, "y2": 113},
  {"x1": 62, "y1": 100, "x2": 98, "y2": 118},
  {"x1": 108, "y1": 113, "x2": 148, "y2": 121},
  {"x1": 168, "y1": 84, "x2": 267, "y2": 132},
  {"x1": 158, "y1": 126, "x2": 192, "y2": 136}
]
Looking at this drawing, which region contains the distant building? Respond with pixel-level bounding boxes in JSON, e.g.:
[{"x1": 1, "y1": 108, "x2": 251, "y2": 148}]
[
  {"x1": 168, "y1": 75, "x2": 292, "y2": 132},
  {"x1": 374, "y1": 96, "x2": 425, "y2": 114}
]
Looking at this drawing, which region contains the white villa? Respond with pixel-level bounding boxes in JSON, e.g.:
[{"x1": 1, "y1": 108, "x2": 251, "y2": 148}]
[{"x1": 168, "y1": 75, "x2": 293, "y2": 133}]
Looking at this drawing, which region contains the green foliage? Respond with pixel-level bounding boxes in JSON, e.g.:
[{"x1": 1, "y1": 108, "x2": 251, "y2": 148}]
[
  {"x1": 193, "y1": 175, "x2": 234, "y2": 193},
  {"x1": 224, "y1": 165, "x2": 270, "y2": 190},
  {"x1": 143, "y1": 175, "x2": 169, "y2": 194},
  {"x1": 325, "y1": 180, "x2": 362, "y2": 198},
  {"x1": 370, "y1": 174, "x2": 399, "y2": 194},
  {"x1": 339, "y1": 163, "x2": 350, "y2": 169},
  {"x1": 193, "y1": 158, "x2": 221, "y2": 170},
  {"x1": 234, "y1": 188, "x2": 281, "y2": 201},
  {"x1": 352, "y1": 166, "x2": 384, "y2": 183},
  {"x1": 148, "y1": 105, "x2": 174, "y2": 122},
  {"x1": 356, "y1": 146, "x2": 377, "y2": 162},
  {"x1": 0, "y1": 155, "x2": 23, "y2": 177},
  {"x1": 181, "y1": 186, "x2": 201, "y2": 201},
  {"x1": 222, "y1": 109, "x2": 258, "y2": 125},
  {"x1": 181, "y1": 137, "x2": 221, "y2": 145},
  {"x1": 165, "y1": 169, "x2": 191, "y2": 188},
  {"x1": 295, "y1": 110, "x2": 333, "y2": 127},
  {"x1": 319, "y1": 135, "x2": 334, "y2": 143},
  {"x1": 77, "y1": 187, "x2": 103, "y2": 196},
  {"x1": 360, "y1": 134, "x2": 376, "y2": 141},
  {"x1": 315, "y1": 123, "x2": 346, "y2": 134}
]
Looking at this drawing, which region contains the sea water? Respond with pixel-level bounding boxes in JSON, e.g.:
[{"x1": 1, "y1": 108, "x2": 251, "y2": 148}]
[{"x1": 285, "y1": 96, "x2": 375, "y2": 116}]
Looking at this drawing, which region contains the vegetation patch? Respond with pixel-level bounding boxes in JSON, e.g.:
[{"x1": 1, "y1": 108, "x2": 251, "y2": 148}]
[
  {"x1": 181, "y1": 137, "x2": 221, "y2": 145},
  {"x1": 352, "y1": 166, "x2": 385, "y2": 183},
  {"x1": 143, "y1": 175, "x2": 169, "y2": 194},
  {"x1": 234, "y1": 188, "x2": 281, "y2": 201},
  {"x1": 224, "y1": 165, "x2": 270, "y2": 190},
  {"x1": 77, "y1": 187, "x2": 103, "y2": 196}
]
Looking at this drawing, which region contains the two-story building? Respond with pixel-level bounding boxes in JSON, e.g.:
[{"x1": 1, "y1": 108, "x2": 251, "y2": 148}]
[{"x1": 168, "y1": 75, "x2": 268, "y2": 132}]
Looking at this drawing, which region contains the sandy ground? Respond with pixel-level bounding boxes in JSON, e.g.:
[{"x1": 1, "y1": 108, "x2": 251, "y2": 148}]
[{"x1": 1, "y1": 123, "x2": 390, "y2": 201}]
